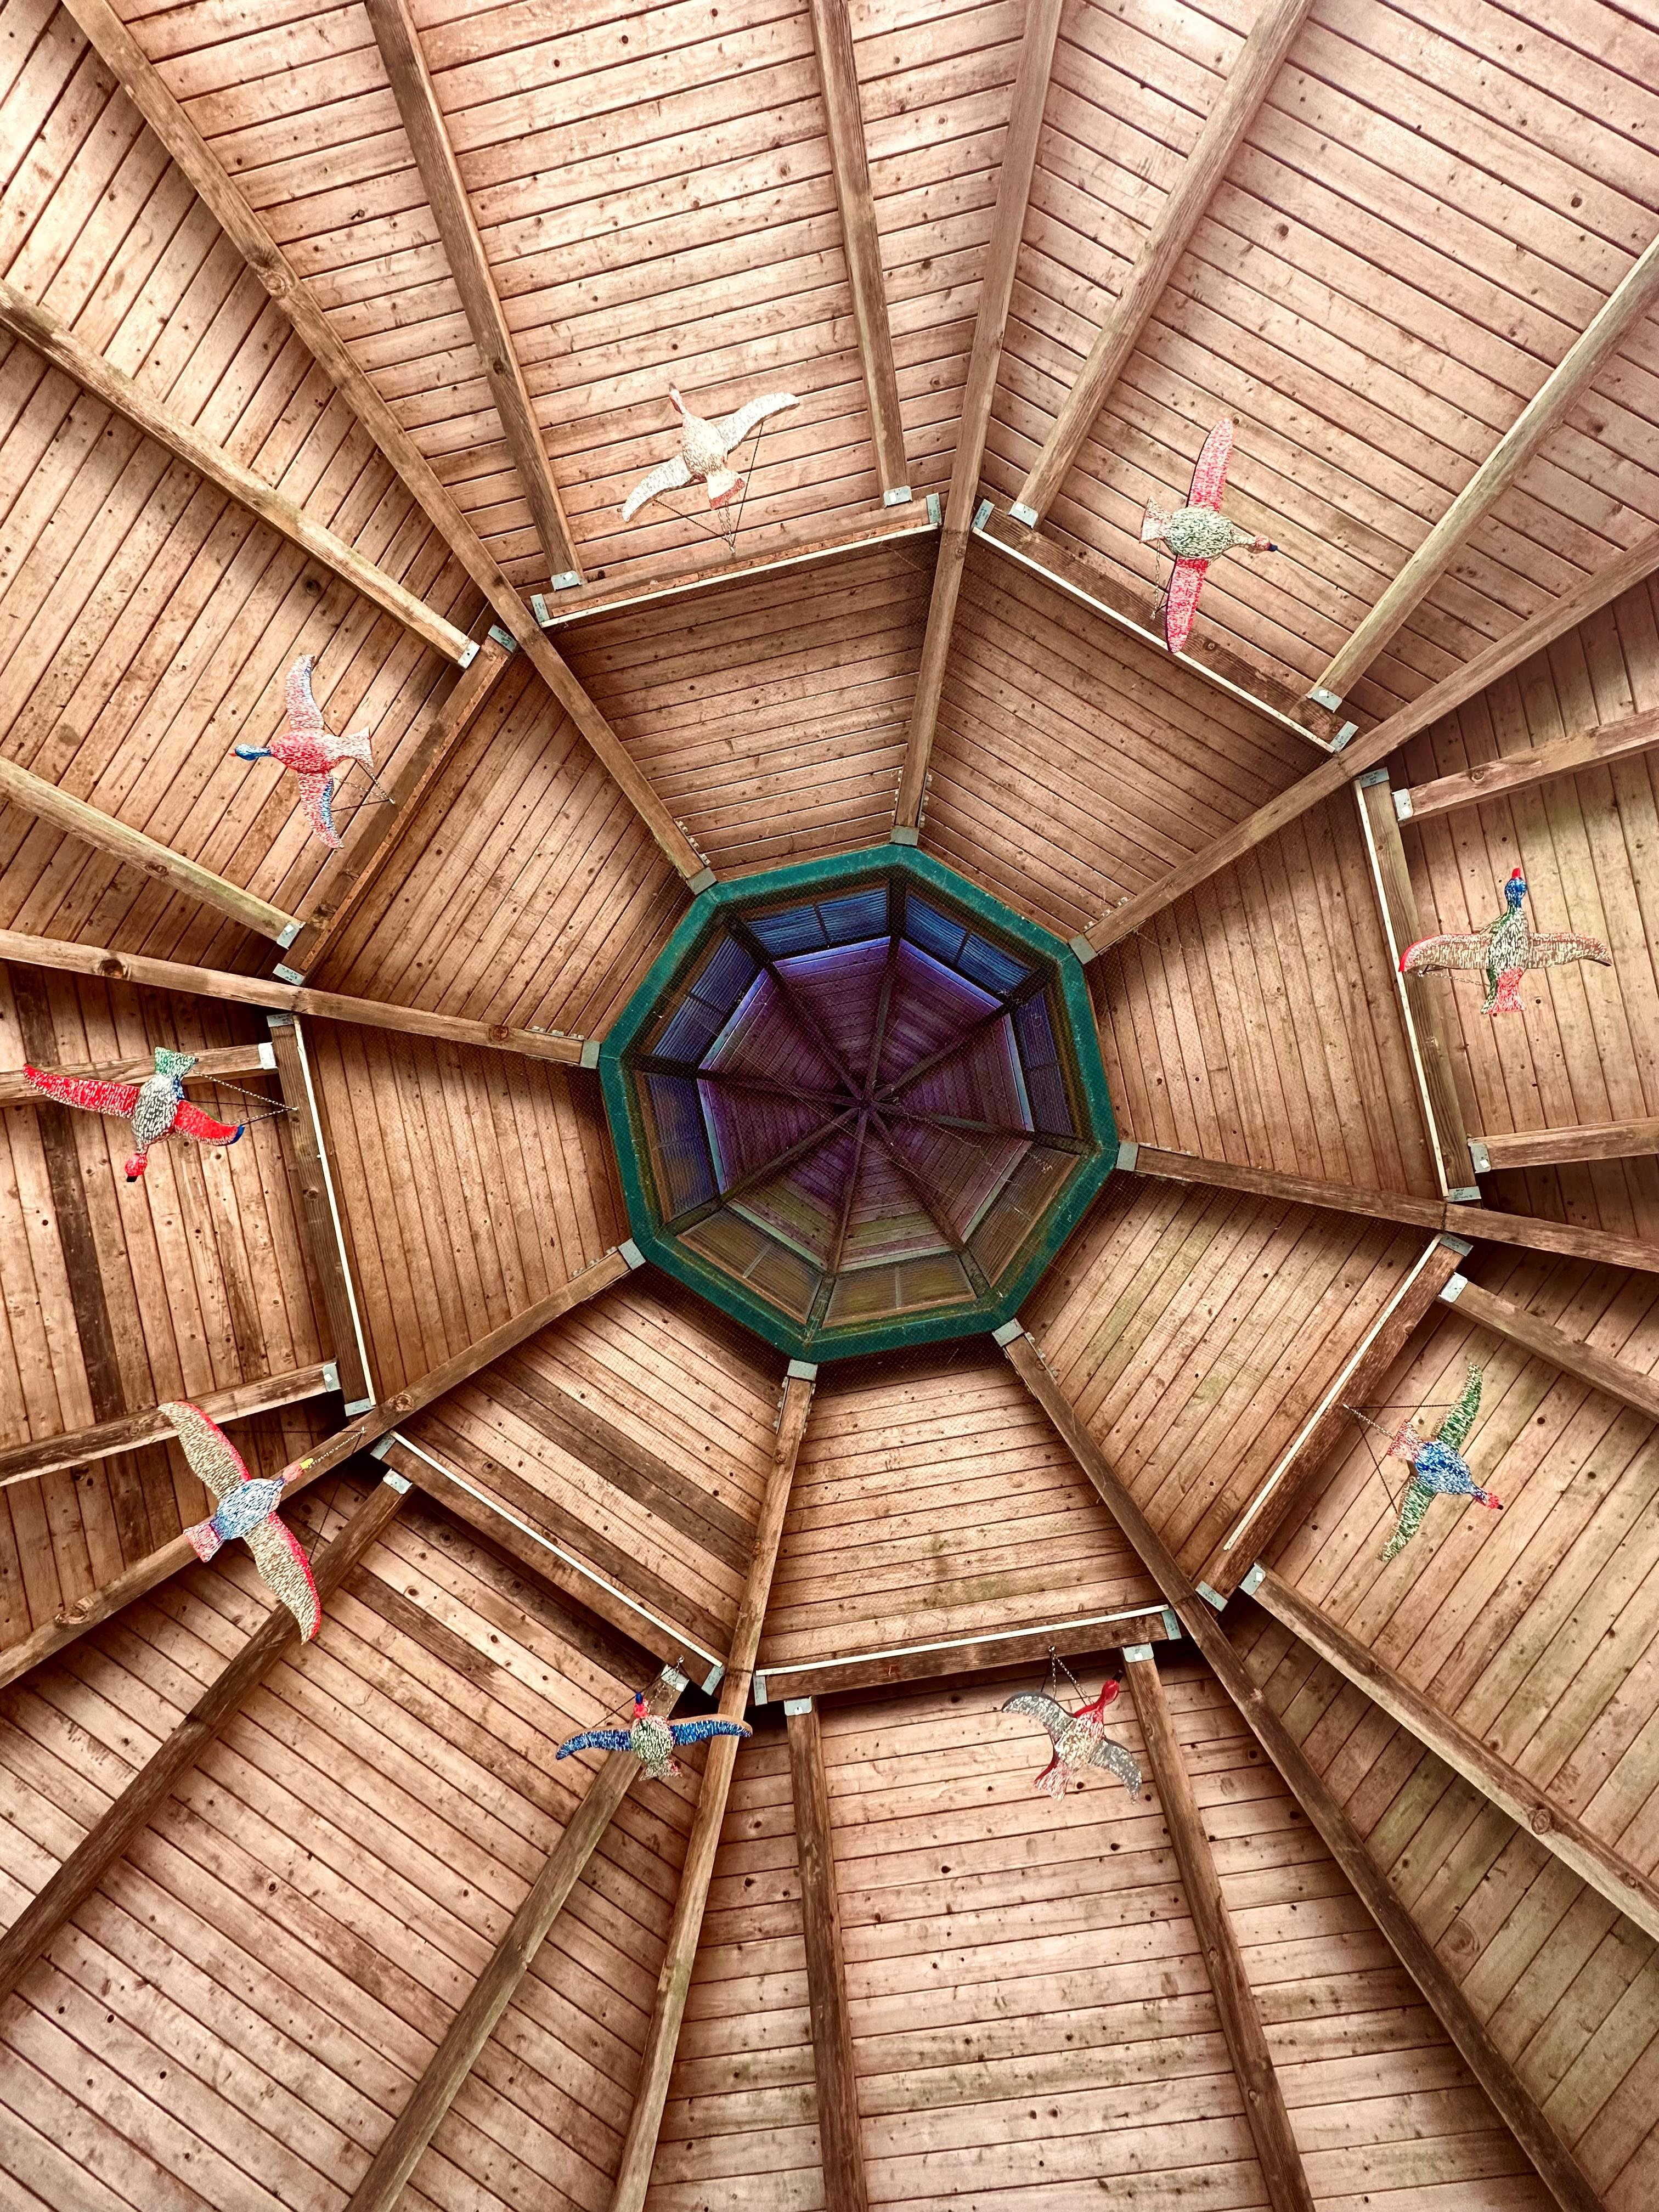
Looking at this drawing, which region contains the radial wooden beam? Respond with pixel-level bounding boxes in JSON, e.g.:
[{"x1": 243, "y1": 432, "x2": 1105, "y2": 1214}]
[
  {"x1": 342, "y1": 1667, "x2": 682, "y2": 2212},
  {"x1": 893, "y1": 0, "x2": 1064, "y2": 832},
  {"x1": 1248, "y1": 1568, "x2": 1659, "y2": 1949},
  {"x1": 608, "y1": 1367, "x2": 817, "y2": 2212},
  {"x1": 1313, "y1": 232, "x2": 1659, "y2": 708},
  {"x1": 0, "y1": 1363, "x2": 335, "y2": 1491},
  {"x1": 806, "y1": 0, "x2": 906, "y2": 499},
  {"x1": 0, "y1": 928, "x2": 585, "y2": 1066},
  {"x1": 753, "y1": 1604, "x2": 1172, "y2": 1704},
  {"x1": 362, "y1": 0, "x2": 578, "y2": 581},
  {"x1": 56, "y1": 0, "x2": 708, "y2": 885},
  {"x1": 267, "y1": 1014, "x2": 374, "y2": 1410},
  {"x1": 1471, "y1": 1117, "x2": 1659, "y2": 1173},
  {"x1": 1000, "y1": 1327, "x2": 1603, "y2": 2212},
  {"x1": 1396, "y1": 705, "x2": 1659, "y2": 823},
  {"x1": 0, "y1": 277, "x2": 472, "y2": 665},
  {"x1": 785, "y1": 1699, "x2": 871, "y2": 2212},
  {"x1": 1442, "y1": 1272, "x2": 1659, "y2": 1428},
  {"x1": 1082, "y1": 528, "x2": 1659, "y2": 957},
  {"x1": 1122, "y1": 1651, "x2": 1316, "y2": 2212},
  {"x1": 0, "y1": 1470, "x2": 407, "y2": 2005},
  {"x1": 1012, "y1": 0, "x2": 1316, "y2": 526}
]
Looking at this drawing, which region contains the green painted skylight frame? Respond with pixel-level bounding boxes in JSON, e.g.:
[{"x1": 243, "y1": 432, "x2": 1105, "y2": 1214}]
[{"x1": 597, "y1": 845, "x2": 1119, "y2": 1361}]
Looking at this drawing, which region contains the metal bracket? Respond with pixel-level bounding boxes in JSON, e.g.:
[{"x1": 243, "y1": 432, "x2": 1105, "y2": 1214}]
[
  {"x1": 1308, "y1": 685, "x2": 1344, "y2": 713},
  {"x1": 1196, "y1": 1581, "x2": 1228, "y2": 1612},
  {"x1": 1240, "y1": 1563, "x2": 1266, "y2": 1598},
  {"x1": 531, "y1": 593, "x2": 551, "y2": 626},
  {"x1": 882, "y1": 485, "x2": 913, "y2": 506},
  {"x1": 1393, "y1": 787, "x2": 1414, "y2": 821},
  {"x1": 1068, "y1": 932, "x2": 1098, "y2": 966},
  {"x1": 687, "y1": 866, "x2": 717, "y2": 894},
  {"x1": 972, "y1": 497, "x2": 994, "y2": 531},
  {"x1": 664, "y1": 1665, "x2": 690, "y2": 1691},
  {"x1": 1009, "y1": 500, "x2": 1038, "y2": 527},
  {"x1": 265, "y1": 1011, "x2": 295, "y2": 1032},
  {"x1": 752, "y1": 1672, "x2": 769, "y2": 1704},
  {"x1": 990, "y1": 1319, "x2": 1025, "y2": 1346},
  {"x1": 549, "y1": 571, "x2": 582, "y2": 591},
  {"x1": 925, "y1": 492, "x2": 943, "y2": 526},
  {"x1": 344, "y1": 1396, "x2": 376, "y2": 1415},
  {"x1": 889, "y1": 825, "x2": 921, "y2": 847},
  {"x1": 488, "y1": 623, "x2": 518, "y2": 651},
  {"x1": 382, "y1": 1469, "x2": 411, "y2": 1494},
  {"x1": 618, "y1": 1238, "x2": 646, "y2": 1269},
  {"x1": 1115, "y1": 1141, "x2": 1139, "y2": 1172},
  {"x1": 1357, "y1": 766, "x2": 1390, "y2": 789},
  {"x1": 369, "y1": 1435, "x2": 392, "y2": 1460},
  {"x1": 1160, "y1": 1607, "x2": 1181, "y2": 1640},
  {"x1": 458, "y1": 639, "x2": 480, "y2": 668},
  {"x1": 1121, "y1": 1641, "x2": 1154, "y2": 1663},
  {"x1": 257, "y1": 1041, "x2": 278, "y2": 1069},
  {"x1": 579, "y1": 1038, "x2": 601, "y2": 1070},
  {"x1": 782, "y1": 1696, "x2": 814, "y2": 1714},
  {"x1": 272, "y1": 963, "x2": 305, "y2": 985},
  {"x1": 1466, "y1": 1138, "x2": 1492, "y2": 1176},
  {"x1": 1438, "y1": 1271, "x2": 1470, "y2": 1304},
  {"x1": 275, "y1": 920, "x2": 301, "y2": 949},
  {"x1": 787, "y1": 1358, "x2": 819, "y2": 1380},
  {"x1": 321, "y1": 1360, "x2": 341, "y2": 1393},
  {"x1": 1447, "y1": 1185, "x2": 1482, "y2": 1205},
  {"x1": 699, "y1": 1659, "x2": 725, "y2": 1695},
  {"x1": 1331, "y1": 721, "x2": 1358, "y2": 749}
]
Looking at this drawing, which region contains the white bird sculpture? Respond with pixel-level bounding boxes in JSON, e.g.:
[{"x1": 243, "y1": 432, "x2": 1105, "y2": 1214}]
[{"x1": 620, "y1": 386, "x2": 799, "y2": 521}]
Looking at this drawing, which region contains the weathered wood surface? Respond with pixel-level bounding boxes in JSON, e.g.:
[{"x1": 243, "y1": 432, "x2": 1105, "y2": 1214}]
[
  {"x1": 1474, "y1": 1116, "x2": 1659, "y2": 1172},
  {"x1": 267, "y1": 1015, "x2": 372, "y2": 1408},
  {"x1": 1398, "y1": 705, "x2": 1659, "y2": 822},
  {"x1": 0, "y1": 1366, "x2": 334, "y2": 1491},
  {"x1": 785, "y1": 1700, "x2": 870, "y2": 2212}
]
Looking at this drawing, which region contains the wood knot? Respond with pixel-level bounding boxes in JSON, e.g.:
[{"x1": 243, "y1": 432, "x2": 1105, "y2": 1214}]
[
  {"x1": 96, "y1": 956, "x2": 126, "y2": 978},
  {"x1": 487, "y1": 1023, "x2": 511, "y2": 1042},
  {"x1": 391, "y1": 1392, "x2": 413, "y2": 1412},
  {"x1": 1530, "y1": 1805, "x2": 1553, "y2": 1835}
]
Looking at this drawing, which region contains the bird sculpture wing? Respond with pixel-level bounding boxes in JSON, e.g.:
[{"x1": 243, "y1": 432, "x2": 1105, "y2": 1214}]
[
  {"x1": 555, "y1": 1727, "x2": 634, "y2": 1758},
  {"x1": 1000, "y1": 1691, "x2": 1071, "y2": 1747},
  {"x1": 293, "y1": 771, "x2": 342, "y2": 848},
  {"x1": 246, "y1": 1513, "x2": 323, "y2": 1640},
  {"x1": 667, "y1": 1717, "x2": 753, "y2": 1747},
  {"x1": 1382, "y1": 1476, "x2": 1435, "y2": 1561},
  {"x1": 1090, "y1": 1737, "x2": 1143, "y2": 1794},
  {"x1": 285, "y1": 655, "x2": 325, "y2": 735},
  {"x1": 711, "y1": 391, "x2": 799, "y2": 449},
  {"x1": 1161, "y1": 558, "x2": 1208, "y2": 654},
  {"x1": 170, "y1": 1099, "x2": 244, "y2": 1147},
  {"x1": 1398, "y1": 930, "x2": 1498, "y2": 975},
  {"x1": 1523, "y1": 929, "x2": 1612, "y2": 973},
  {"x1": 23, "y1": 1068, "x2": 142, "y2": 1119},
  {"x1": 1186, "y1": 417, "x2": 1235, "y2": 511},
  {"x1": 1434, "y1": 1363, "x2": 1483, "y2": 1454},
  {"x1": 620, "y1": 454, "x2": 693, "y2": 522},
  {"x1": 160, "y1": 1399, "x2": 254, "y2": 1508}
]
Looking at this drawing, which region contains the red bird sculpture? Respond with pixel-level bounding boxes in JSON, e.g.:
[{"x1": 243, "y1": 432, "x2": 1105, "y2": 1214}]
[
  {"x1": 1400, "y1": 868, "x2": 1610, "y2": 1014},
  {"x1": 24, "y1": 1047, "x2": 242, "y2": 1182},
  {"x1": 1141, "y1": 417, "x2": 1277, "y2": 653},
  {"x1": 1001, "y1": 1678, "x2": 1142, "y2": 1799},
  {"x1": 235, "y1": 656, "x2": 376, "y2": 848}
]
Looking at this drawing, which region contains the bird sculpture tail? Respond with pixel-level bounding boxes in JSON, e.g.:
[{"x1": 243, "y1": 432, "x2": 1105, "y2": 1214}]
[
  {"x1": 185, "y1": 1516, "x2": 224, "y2": 1563},
  {"x1": 333, "y1": 727, "x2": 375, "y2": 768},
  {"x1": 1141, "y1": 504, "x2": 1172, "y2": 543},
  {"x1": 707, "y1": 467, "x2": 742, "y2": 507},
  {"x1": 1382, "y1": 1478, "x2": 1435, "y2": 1560}
]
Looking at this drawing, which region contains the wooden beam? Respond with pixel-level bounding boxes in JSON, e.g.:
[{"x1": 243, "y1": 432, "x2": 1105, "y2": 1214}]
[
  {"x1": 0, "y1": 1246, "x2": 633, "y2": 1689},
  {"x1": 1082, "y1": 529, "x2": 1659, "y2": 956},
  {"x1": 1249, "y1": 1568, "x2": 1659, "y2": 1948},
  {"x1": 56, "y1": 0, "x2": 709, "y2": 886},
  {"x1": 754, "y1": 1602, "x2": 1172, "y2": 1703},
  {"x1": 785, "y1": 1699, "x2": 871, "y2": 2212},
  {"x1": 1126, "y1": 1143, "x2": 1659, "y2": 1276},
  {"x1": 1442, "y1": 1273, "x2": 1659, "y2": 1429},
  {"x1": 278, "y1": 634, "x2": 513, "y2": 982},
  {"x1": 0, "y1": 755, "x2": 300, "y2": 944},
  {"x1": 1396, "y1": 706, "x2": 1659, "y2": 823},
  {"x1": 0, "y1": 1470, "x2": 407, "y2": 2005},
  {"x1": 362, "y1": 0, "x2": 578, "y2": 580},
  {"x1": 1471, "y1": 1116, "x2": 1659, "y2": 1173},
  {"x1": 1122, "y1": 1651, "x2": 1316, "y2": 2212},
  {"x1": 0, "y1": 1042, "x2": 270, "y2": 1111},
  {"x1": 267, "y1": 1015, "x2": 373, "y2": 1409},
  {"x1": 1197, "y1": 1234, "x2": 1468, "y2": 1596},
  {"x1": 1012, "y1": 0, "x2": 1316, "y2": 525},
  {"x1": 1355, "y1": 770, "x2": 1478, "y2": 1199},
  {"x1": 893, "y1": 0, "x2": 1064, "y2": 831},
  {"x1": 806, "y1": 0, "x2": 906, "y2": 498},
  {"x1": 342, "y1": 1666, "x2": 682, "y2": 2212},
  {"x1": 0, "y1": 928, "x2": 586, "y2": 1067},
  {"x1": 0, "y1": 276, "x2": 471, "y2": 665},
  {"x1": 1000, "y1": 1328, "x2": 1604, "y2": 2212},
  {"x1": 1313, "y1": 233, "x2": 1659, "y2": 707},
  {"x1": 0, "y1": 1363, "x2": 335, "y2": 1490},
  {"x1": 608, "y1": 1369, "x2": 817, "y2": 2212}
]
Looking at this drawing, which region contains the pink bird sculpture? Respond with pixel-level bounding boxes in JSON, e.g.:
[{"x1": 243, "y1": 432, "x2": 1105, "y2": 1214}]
[
  {"x1": 166, "y1": 1400, "x2": 321, "y2": 1640},
  {"x1": 620, "y1": 385, "x2": 799, "y2": 520},
  {"x1": 24, "y1": 1047, "x2": 242, "y2": 1182},
  {"x1": 1001, "y1": 1678, "x2": 1142, "y2": 1799},
  {"x1": 1400, "y1": 868, "x2": 1611, "y2": 1014},
  {"x1": 1141, "y1": 417, "x2": 1277, "y2": 653},
  {"x1": 235, "y1": 656, "x2": 375, "y2": 848}
]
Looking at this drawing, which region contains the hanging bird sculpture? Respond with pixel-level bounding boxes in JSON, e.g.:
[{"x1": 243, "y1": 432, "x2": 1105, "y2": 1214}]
[
  {"x1": 1141, "y1": 417, "x2": 1277, "y2": 654},
  {"x1": 1001, "y1": 1678, "x2": 1142, "y2": 1799},
  {"x1": 1400, "y1": 868, "x2": 1610, "y2": 1014},
  {"x1": 24, "y1": 1047, "x2": 243, "y2": 1183},
  {"x1": 1381, "y1": 1363, "x2": 1501, "y2": 1561},
  {"x1": 235, "y1": 655, "x2": 376, "y2": 849},
  {"x1": 164, "y1": 1400, "x2": 321, "y2": 1639},
  {"x1": 620, "y1": 385, "x2": 799, "y2": 521},
  {"x1": 556, "y1": 1690, "x2": 752, "y2": 1782}
]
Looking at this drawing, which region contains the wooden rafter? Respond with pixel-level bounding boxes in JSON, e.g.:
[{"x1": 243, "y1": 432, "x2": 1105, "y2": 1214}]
[
  {"x1": 267, "y1": 1014, "x2": 373, "y2": 1409},
  {"x1": 608, "y1": 1368, "x2": 817, "y2": 2211},
  {"x1": 1082, "y1": 529, "x2": 1659, "y2": 956},
  {"x1": 57, "y1": 0, "x2": 708, "y2": 886},
  {"x1": 0, "y1": 1042, "x2": 270, "y2": 1112},
  {"x1": 1011, "y1": 0, "x2": 1316, "y2": 527},
  {"x1": 1313, "y1": 232, "x2": 1659, "y2": 708},
  {"x1": 0, "y1": 278, "x2": 471, "y2": 665},
  {"x1": 1397, "y1": 704, "x2": 1659, "y2": 822},
  {"x1": 0, "y1": 1364, "x2": 335, "y2": 1490},
  {"x1": 1470, "y1": 1118, "x2": 1659, "y2": 1173},
  {"x1": 1441, "y1": 1272, "x2": 1659, "y2": 1431},
  {"x1": 753, "y1": 1604, "x2": 1173, "y2": 1704},
  {"x1": 785, "y1": 1699, "x2": 872, "y2": 2212},
  {"x1": 806, "y1": 0, "x2": 907, "y2": 499},
  {"x1": 1122, "y1": 1651, "x2": 1316, "y2": 2212},
  {"x1": 363, "y1": 0, "x2": 579, "y2": 582},
  {"x1": 893, "y1": 0, "x2": 1064, "y2": 833},
  {"x1": 1000, "y1": 1327, "x2": 1602, "y2": 2212}
]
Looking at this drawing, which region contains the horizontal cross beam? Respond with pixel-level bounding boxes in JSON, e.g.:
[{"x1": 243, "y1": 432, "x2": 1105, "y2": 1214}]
[
  {"x1": 1396, "y1": 706, "x2": 1659, "y2": 823},
  {"x1": 0, "y1": 1363, "x2": 335, "y2": 1491}
]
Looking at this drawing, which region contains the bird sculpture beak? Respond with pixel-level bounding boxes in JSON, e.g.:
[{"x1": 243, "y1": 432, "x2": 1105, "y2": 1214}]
[
  {"x1": 234, "y1": 745, "x2": 268, "y2": 761},
  {"x1": 124, "y1": 1155, "x2": 147, "y2": 1182},
  {"x1": 1483, "y1": 1493, "x2": 1504, "y2": 1510}
]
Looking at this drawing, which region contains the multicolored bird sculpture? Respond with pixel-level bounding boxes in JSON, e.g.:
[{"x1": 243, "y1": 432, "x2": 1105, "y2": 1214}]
[
  {"x1": 164, "y1": 1400, "x2": 321, "y2": 1640},
  {"x1": 235, "y1": 656, "x2": 376, "y2": 849},
  {"x1": 1141, "y1": 417, "x2": 1277, "y2": 654},
  {"x1": 620, "y1": 385, "x2": 799, "y2": 520},
  {"x1": 555, "y1": 1691, "x2": 751, "y2": 1782},
  {"x1": 1381, "y1": 1363, "x2": 1500, "y2": 1561},
  {"x1": 1001, "y1": 1678, "x2": 1142, "y2": 1799},
  {"x1": 24, "y1": 1047, "x2": 243, "y2": 1183},
  {"x1": 1399, "y1": 868, "x2": 1611, "y2": 1014}
]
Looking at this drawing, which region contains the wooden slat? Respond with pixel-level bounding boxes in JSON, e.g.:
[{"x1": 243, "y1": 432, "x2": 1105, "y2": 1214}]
[
  {"x1": 785, "y1": 1699, "x2": 870, "y2": 2212},
  {"x1": 0, "y1": 1470, "x2": 407, "y2": 2003},
  {"x1": 0, "y1": 1363, "x2": 334, "y2": 1489},
  {"x1": 1084, "y1": 530, "x2": 1659, "y2": 955},
  {"x1": 1001, "y1": 1328, "x2": 1603, "y2": 2212},
  {"x1": 1444, "y1": 1273, "x2": 1659, "y2": 1427},
  {"x1": 806, "y1": 0, "x2": 905, "y2": 497},
  {"x1": 757, "y1": 1606, "x2": 1171, "y2": 1703},
  {"x1": 1397, "y1": 706, "x2": 1659, "y2": 822},
  {"x1": 608, "y1": 1370, "x2": 816, "y2": 2212},
  {"x1": 0, "y1": 276, "x2": 472, "y2": 666},
  {"x1": 267, "y1": 1016, "x2": 373, "y2": 1409},
  {"x1": 1250, "y1": 1567, "x2": 1659, "y2": 1948},
  {"x1": 1122, "y1": 1651, "x2": 1316, "y2": 2212},
  {"x1": 893, "y1": 0, "x2": 1064, "y2": 831},
  {"x1": 1472, "y1": 1116, "x2": 1659, "y2": 1171},
  {"x1": 1313, "y1": 232, "x2": 1659, "y2": 705},
  {"x1": 0, "y1": 1043, "x2": 270, "y2": 1112},
  {"x1": 1013, "y1": 0, "x2": 1317, "y2": 524}
]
